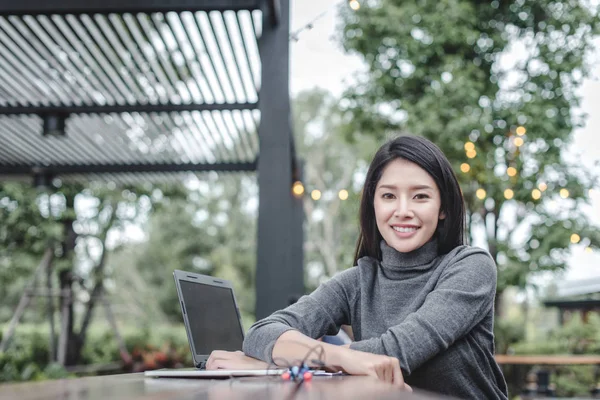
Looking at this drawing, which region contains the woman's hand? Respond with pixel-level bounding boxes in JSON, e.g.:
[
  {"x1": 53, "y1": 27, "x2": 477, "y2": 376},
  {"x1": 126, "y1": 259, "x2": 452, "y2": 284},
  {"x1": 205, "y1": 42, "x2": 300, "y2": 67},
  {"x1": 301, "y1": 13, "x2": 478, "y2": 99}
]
[
  {"x1": 206, "y1": 350, "x2": 269, "y2": 370},
  {"x1": 336, "y1": 348, "x2": 410, "y2": 390}
]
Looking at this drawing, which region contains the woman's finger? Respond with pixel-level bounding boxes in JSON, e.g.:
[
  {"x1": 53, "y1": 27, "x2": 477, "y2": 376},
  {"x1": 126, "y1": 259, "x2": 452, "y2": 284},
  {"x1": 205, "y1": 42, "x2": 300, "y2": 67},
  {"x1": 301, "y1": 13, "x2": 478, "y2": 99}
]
[
  {"x1": 392, "y1": 359, "x2": 403, "y2": 386},
  {"x1": 206, "y1": 353, "x2": 214, "y2": 370},
  {"x1": 383, "y1": 362, "x2": 393, "y2": 383},
  {"x1": 378, "y1": 363, "x2": 390, "y2": 383},
  {"x1": 366, "y1": 364, "x2": 380, "y2": 381}
]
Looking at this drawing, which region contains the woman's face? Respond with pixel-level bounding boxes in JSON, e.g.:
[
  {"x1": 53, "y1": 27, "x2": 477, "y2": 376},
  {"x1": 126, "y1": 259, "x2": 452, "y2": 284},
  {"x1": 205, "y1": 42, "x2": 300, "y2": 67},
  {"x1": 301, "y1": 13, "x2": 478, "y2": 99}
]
[{"x1": 374, "y1": 158, "x2": 444, "y2": 253}]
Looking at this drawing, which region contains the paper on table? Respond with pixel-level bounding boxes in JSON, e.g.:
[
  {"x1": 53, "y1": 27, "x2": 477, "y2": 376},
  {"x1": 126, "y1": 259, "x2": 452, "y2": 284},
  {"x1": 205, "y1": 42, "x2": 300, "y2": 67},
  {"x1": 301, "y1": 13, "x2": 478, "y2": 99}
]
[{"x1": 311, "y1": 370, "x2": 345, "y2": 376}]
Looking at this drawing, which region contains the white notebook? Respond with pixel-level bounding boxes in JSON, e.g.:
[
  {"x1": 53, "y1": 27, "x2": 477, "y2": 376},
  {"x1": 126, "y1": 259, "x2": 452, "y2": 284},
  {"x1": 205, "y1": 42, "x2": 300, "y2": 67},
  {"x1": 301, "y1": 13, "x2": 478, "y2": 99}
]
[{"x1": 144, "y1": 368, "x2": 286, "y2": 378}]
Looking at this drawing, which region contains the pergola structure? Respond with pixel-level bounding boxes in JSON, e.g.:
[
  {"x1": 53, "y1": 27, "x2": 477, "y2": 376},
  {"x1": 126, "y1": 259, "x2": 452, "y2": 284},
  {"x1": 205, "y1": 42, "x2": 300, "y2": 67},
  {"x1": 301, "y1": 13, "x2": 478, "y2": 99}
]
[
  {"x1": 543, "y1": 277, "x2": 600, "y2": 325},
  {"x1": 0, "y1": 0, "x2": 303, "y2": 319}
]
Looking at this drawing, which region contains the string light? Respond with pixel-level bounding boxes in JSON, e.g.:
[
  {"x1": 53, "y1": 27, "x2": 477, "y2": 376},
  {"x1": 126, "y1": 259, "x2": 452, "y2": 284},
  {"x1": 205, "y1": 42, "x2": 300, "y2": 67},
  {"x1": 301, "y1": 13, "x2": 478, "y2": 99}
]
[
  {"x1": 292, "y1": 181, "x2": 305, "y2": 197},
  {"x1": 464, "y1": 142, "x2": 475, "y2": 152},
  {"x1": 349, "y1": 0, "x2": 360, "y2": 10},
  {"x1": 311, "y1": 190, "x2": 322, "y2": 201},
  {"x1": 460, "y1": 163, "x2": 470, "y2": 173},
  {"x1": 516, "y1": 126, "x2": 526, "y2": 136},
  {"x1": 560, "y1": 189, "x2": 570, "y2": 199},
  {"x1": 466, "y1": 150, "x2": 477, "y2": 159},
  {"x1": 532, "y1": 189, "x2": 541, "y2": 200},
  {"x1": 476, "y1": 189, "x2": 487, "y2": 200},
  {"x1": 504, "y1": 189, "x2": 514, "y2": 200},
  {"x1": 514, "y1": 137, "x2": 524, "y2": 147},
  {"x1": 539, "y1": 182, "x2": 548, "y2": 191},
  {"x1": 338, "y1": 189, "x2": 349, "y2": 200},
  {"x1": 507, "y1": 167, "x2": 517, "y2": 177},
  {"x1": 585, "y1": 247, "x2": 593, "y2": 253},
  {"x1": 291, "y1": 0, "x2": 359, "y2": 43},
  {"x1": 570, "y1": 233, "x2": 581, "y2": 244}
]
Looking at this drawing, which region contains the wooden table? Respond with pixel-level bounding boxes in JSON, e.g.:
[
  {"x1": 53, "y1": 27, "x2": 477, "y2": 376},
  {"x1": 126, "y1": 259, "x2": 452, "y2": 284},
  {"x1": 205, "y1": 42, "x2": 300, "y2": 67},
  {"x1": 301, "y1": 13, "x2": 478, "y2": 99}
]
[
  {"x1": 0, "y1": 373, "x2": 453, "y2": 400},
  {"x1": 495, "y1": 354, "x2": 600, "y2": 365}
]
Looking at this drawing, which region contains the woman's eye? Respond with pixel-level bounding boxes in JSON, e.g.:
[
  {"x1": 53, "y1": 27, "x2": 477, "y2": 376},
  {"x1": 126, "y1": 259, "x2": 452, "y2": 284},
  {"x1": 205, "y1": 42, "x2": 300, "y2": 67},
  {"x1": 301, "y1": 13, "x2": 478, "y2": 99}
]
[
  {"x1": 414, "y1": 194, "x2": 430, "y2": 200},
  {"x1": 382, "y1": 193, "x2": 395, "y2": 199}
]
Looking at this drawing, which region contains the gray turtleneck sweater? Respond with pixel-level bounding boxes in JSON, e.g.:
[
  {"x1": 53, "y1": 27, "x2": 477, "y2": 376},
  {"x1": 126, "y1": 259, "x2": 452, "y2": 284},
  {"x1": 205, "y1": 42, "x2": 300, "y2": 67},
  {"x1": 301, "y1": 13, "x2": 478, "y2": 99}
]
[{"x1": 243, "y1": 240, "x2": 508, "y2": 399}]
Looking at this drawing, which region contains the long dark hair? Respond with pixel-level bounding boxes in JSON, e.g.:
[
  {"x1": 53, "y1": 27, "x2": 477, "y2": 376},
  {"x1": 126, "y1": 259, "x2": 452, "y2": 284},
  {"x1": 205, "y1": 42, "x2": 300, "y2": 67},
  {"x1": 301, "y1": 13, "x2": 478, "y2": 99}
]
[{"x1": 353, "y1": 135, "x2": 466, "y2": 264}]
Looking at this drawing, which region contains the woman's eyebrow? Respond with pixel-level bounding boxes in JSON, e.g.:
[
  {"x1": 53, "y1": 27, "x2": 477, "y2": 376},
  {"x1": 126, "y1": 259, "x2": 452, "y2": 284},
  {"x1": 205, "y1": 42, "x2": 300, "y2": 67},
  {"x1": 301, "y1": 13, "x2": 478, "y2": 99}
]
[
  {"x1": 411, "y1": 185, "x2": 434, "y2": 191},
  {"x1": 376, "y1": 184, "x2": 434, "y2": 191},
  {"x1": 376, "y1": 184, "x2": 397, "y2": 190}
]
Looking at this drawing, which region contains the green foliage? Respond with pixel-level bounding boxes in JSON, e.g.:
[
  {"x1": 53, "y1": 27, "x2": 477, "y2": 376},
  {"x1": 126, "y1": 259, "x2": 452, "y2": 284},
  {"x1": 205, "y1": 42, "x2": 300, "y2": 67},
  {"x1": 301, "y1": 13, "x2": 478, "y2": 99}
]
[
  {"x1": 0, "y1": 183, "x2": 64, "y2": 322},
  {"x1": 0, "y1": 327, "x2": 70, "y2": 382},
  {"x1": 338, "y1": 0, "x2": 600, "y2": 293},
  {"x1": 494, "y1": 317, "x2": 526, "y2": 354},
  {"x1": 512, "y1": 313, "x2": 600, "y2": 355},
  {"x1": 0, "y1": 179, "x2": 187, "y2": 364},
  {"x1": 293, "y1": 89, "x2": 381, "y2": 287},
  {"x1": 0, "y1": 323, "x2": 192, "y2": 383},
  {"x1": 108, "y1": 175, "x2": 257, "y2": 323},
  {"x1": 509, "y1": 313, "x2": 600, "y2": 397}
]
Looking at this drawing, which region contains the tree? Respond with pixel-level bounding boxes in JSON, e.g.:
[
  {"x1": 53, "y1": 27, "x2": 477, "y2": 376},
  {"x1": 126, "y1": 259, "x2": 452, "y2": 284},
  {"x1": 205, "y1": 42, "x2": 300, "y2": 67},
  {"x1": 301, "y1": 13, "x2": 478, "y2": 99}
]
[
  {"x1": 0, "y1": 180, "x2": 181, "y2": 365},
  {"x1": 109, "y1": 173, "x2": 258, "y2": 327},
  {"x1": 292, "y1": 89, "x2": 380, "y2": 289},
  {"x1": 338, "y1": 0, "x2": 600, "y2": 313},
  {"x1": 0, "y1": 182, "x2": 64, "y2": 322}
]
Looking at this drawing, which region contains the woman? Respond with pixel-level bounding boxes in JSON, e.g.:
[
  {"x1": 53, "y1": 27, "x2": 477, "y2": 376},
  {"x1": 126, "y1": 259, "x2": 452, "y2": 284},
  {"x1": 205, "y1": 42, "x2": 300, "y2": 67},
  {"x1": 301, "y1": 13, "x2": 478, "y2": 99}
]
[{"x1": 207, "y1": 135, "x2": 508, "y2": 399}]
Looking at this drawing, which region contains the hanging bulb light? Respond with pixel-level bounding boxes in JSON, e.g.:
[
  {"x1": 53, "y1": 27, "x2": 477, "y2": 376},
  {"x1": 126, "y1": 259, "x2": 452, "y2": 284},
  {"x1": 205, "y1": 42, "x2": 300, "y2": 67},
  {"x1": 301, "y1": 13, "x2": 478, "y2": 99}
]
[
  {"x1": 292, "y1": 181, "x2": 305, "y2": 197},
  {"x1": 349, "y1": 0, "x2": 361, "y2": 10},
  {"x1": 514, "y1": 137, "x2": 524, "y2": 147}
]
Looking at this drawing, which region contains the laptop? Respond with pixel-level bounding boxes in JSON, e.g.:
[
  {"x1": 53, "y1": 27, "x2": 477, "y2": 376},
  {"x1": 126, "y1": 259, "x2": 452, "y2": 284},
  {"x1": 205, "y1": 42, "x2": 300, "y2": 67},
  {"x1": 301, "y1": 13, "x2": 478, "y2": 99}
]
[{"x1": 144, "y1": 270, "x2": 285, "y2": 378}]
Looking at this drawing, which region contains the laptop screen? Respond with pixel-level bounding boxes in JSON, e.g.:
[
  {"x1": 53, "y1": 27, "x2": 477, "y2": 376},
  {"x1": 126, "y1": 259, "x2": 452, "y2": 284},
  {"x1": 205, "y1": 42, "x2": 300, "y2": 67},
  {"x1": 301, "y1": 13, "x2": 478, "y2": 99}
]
[{"x1": 179, "y1": 279, "x2": 244, "y2": 355}]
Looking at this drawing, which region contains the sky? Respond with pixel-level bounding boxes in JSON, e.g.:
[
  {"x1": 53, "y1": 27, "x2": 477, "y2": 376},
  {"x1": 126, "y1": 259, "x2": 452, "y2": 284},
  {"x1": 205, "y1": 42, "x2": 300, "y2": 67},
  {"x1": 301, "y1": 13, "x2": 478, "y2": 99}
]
[{"x1": 289, "y1": 0, "x2": 600, "y2": 283}]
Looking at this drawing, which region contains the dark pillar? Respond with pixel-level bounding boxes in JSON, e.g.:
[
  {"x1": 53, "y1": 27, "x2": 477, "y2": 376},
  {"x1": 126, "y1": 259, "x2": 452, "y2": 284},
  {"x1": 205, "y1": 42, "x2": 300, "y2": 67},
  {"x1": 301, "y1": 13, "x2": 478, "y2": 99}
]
[{"x1": 255, "y1": 0, "x2": 304, "y2": 319}]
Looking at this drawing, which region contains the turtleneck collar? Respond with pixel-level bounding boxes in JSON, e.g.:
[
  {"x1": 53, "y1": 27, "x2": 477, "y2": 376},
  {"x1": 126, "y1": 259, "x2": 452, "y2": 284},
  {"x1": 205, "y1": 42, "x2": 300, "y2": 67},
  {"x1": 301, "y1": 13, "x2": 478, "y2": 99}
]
[{"x1": 380, "y1": 238, "x2": 439, "y2": 270}]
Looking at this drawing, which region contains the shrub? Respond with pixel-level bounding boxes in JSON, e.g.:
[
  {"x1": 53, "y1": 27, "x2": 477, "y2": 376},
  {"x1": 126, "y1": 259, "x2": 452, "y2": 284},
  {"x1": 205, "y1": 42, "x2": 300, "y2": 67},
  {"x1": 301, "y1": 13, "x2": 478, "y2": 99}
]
[{"x1": 0, "y1": 323, "x2": 192, "y2": 383}]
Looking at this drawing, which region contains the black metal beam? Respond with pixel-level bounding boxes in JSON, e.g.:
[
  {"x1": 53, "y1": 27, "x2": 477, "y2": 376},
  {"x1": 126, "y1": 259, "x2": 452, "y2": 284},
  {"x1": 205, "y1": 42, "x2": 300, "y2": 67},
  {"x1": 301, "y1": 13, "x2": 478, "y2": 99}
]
[
  {"x1": 543, "y1": 299, "x2": 600, "y2": 310},
  {"x1": 266, "y1": 0, "x2": 281, "y2": 26},
  {"x1": 255, "y1": 0, "x2": 303, "y2": 320},
  {"x1": 0, "y1": 0, "x2": 261, "y2": 15},
  {"x1": 0, "y1": 102, "x2": 258, "y2": 116},
  {"x1": 0, "y1": 161, "x2": 257, "y2": 175}
]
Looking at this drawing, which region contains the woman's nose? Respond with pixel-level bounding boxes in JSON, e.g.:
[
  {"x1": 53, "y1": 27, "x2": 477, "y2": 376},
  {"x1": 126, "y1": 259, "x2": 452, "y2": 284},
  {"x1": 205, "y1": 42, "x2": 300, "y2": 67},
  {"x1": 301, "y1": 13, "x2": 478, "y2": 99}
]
[{"x1": 393, "y1": 198, "x2": 414, "y2": 217}]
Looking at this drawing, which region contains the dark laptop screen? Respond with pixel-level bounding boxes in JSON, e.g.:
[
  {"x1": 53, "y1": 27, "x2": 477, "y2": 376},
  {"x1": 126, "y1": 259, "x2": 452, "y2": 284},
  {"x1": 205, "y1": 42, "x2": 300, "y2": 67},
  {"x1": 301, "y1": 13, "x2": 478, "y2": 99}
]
[{"x1": 179, "y1": 280, "x2": 244, "y2": 355}]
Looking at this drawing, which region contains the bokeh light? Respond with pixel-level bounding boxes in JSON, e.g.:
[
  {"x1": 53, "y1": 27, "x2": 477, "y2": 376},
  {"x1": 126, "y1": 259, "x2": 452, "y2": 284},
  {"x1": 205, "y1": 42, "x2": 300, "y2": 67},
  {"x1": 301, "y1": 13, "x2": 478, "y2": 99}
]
[{"x1": 292, "y1": 181, "x2": 304, "y2": 197}]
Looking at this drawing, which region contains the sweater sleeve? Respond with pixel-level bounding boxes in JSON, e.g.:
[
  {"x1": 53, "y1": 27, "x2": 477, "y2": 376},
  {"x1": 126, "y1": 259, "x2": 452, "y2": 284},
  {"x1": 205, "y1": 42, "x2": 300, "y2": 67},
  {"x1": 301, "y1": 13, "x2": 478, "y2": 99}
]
[
  {"x1": 349, "y1": 248, "x2": 497, "y2": 375},
  {"x1": 242, "y1": 267, "x2": 359, "y2": 363}
]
